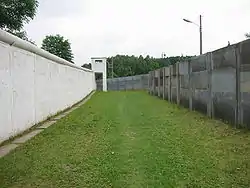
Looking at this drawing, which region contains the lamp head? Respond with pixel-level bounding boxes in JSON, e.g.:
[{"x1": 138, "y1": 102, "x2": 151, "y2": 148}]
[{"x1": 183, "y1": 19, "x2": 192, "y2": 23}]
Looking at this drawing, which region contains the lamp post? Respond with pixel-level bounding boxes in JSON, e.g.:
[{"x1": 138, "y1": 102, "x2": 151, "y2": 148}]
[{"x1": 183, "y1": 15, "x2": 203, "y2": 55}]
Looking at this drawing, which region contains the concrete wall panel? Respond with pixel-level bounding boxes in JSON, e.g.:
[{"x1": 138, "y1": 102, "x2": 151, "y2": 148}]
[
  {"x1": 212, "y1": 45, "x2": 237, "y2": 69},
  {"x1": 180, "y1": 75, "x2": 189, "y2": 89},
  {"x1": 191, "y1": 55, "x2": 207, "y2": 72},
  {"x1": 179, "y1": 62, "x2": 189, "y2": 75},
  {"x1": 180, "y1": 88, "x2": 189, "y2": 108},
  {"x1": 212, "y1": 68, "x2": 236, "y2": 92},
  {"x1": 240, "y1": 39, "x2": 250, "y2": 65},
  {"x1": 192, "y1": 89, "x2": 208, "y2": 114},
  {"x1": 164, "y1": 67, "x2": 170, "y2": 76},
  {"x1": 212, "y1": 46, "x2": 237, "y2": 125},
  {"x1": 0, "y1": 43, "x2": 12, "y2": 140},
  {"x1": 0, "y1": 40, "x2": 95, "y2": 143},
  {"x1": 11, "y1": 48, "x2": 35, "y2": 135},
  {"x1": 191, "y1": 71, "x2": 208, "y2": 90},
  {"x1": 240, "y1": 40, "x2": 250, "y2": 127}
]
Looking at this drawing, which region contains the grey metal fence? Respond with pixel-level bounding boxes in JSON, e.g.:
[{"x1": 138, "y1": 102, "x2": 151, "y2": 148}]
[{"x1": 96, "y1": 74, "x2": 149, "y2": 91}]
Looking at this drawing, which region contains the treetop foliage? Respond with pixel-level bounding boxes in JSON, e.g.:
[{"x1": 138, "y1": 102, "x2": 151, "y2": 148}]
[
  {"x1": 42, "y1": 34, "x2": 74, "y2": 63},
  {"x1": 0, "y1": 0, "x2": 38, "y2": 31},
  {"x1": 105, "y1": 55, "x2": 192, "y2": 78}
]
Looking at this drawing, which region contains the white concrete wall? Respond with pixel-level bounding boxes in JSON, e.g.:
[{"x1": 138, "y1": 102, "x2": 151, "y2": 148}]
[{"x1": 0, "y1": 30, "x2": 96, "y2": 143}]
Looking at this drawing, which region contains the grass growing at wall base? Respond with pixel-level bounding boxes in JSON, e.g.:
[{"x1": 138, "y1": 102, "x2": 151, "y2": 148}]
[
  {"x1": 0, "y1": 91, "x2": 95, "y2": 147},
  {"x1": 1, "y1": 91, "x2": 250, "y2": 187}
]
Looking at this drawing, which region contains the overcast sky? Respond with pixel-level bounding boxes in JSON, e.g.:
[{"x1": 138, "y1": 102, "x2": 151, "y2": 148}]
[{"x1": 24, "y1": 0, "x2": 250, "y2": 66}]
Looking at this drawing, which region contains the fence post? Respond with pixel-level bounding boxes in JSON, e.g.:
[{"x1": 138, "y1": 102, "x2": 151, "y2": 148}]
[
  {"x1": 152, "y1": 72, "x2": 154, "y2": 95},
  {"x1": 152, "y1": 71, "x2": 155, "y2": 95},
  {"x1": 176, "y1": 63, "x2": 180, "y2": 105},
  {"x1": 148, "y1": 72, "x2": 151, "y2": 94},
  {"x1": 188, "y1": 61, "x2": 193, "y2": 110},
  {"x1": 125, "y1": 78, "x2": 127, "y2": 91},
  {"x1": 148, "y1": 73, "x2": 150, "y2": 93},
  {"x1": 132, "y1": 76, "x2": 134, "y2": 90},
  {"x1": 149, "y1": 74, "x2": 152, "y2": 93},
  {"x1": 207, "y1": 53, "x2": 214, "y2": 118},
  {"x1": 163, "y1": 68, "x2": 165, "y2": 100},
  {"x1": 235, "y1": 43, "x2": 242, "y2": 127},
  {"x1": 151, "y1": 72, "x2": 153, "y2": 94},
  {"x1": 170, "y1": 65, "x2": 174, "y2": 102},
  {"x1": 141, "y1": 75, "x2": 143, "y2": 90},
  {"x1": 158, "y1": 69, "x2": 160, "y2": 97},
  {"x1": 168, "y1": 67, "x2": 172, "y2": 101}
]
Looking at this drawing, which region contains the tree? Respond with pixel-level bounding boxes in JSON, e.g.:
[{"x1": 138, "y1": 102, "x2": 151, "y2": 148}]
[
  {"x1": 10, "y1": 30, "x2": 28, "y2": 40},
  {"x1": 81, "y1": 63, "x2": 92, "y2": 69},
  {"x1": 0, "y1": 0, "x2": 38, "y2": 31},
  {"x1": 8, "y1": 30, "x2": 36, "y2": 44},
  {"x1": 246, "y1": 33, "x2": 250, "y2": 39},
  {"x1": 106, "y1": 55, "x2": 192, "y2": 78},
  {"x1": 0, "y1": 0, "x2": 38, "y2": 44},
  {"x1": 42, "y1": 35, "x2": 74, "y2": 63}
]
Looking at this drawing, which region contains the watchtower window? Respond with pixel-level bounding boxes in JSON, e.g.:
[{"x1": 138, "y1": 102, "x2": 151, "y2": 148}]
[{"x1": 95, "y1": 60, "x2": 103, "y2": 63}]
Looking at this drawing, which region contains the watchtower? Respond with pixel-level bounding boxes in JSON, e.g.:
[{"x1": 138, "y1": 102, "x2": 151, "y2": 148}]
[{"x1": 91, "y1": 57, "x2": 107, "y2": 91}]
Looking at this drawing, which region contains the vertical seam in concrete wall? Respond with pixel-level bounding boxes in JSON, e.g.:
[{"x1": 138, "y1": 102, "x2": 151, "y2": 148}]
[
  {"x1": 9, "y1": 46, "x2": 14, "y2": 134},
  {"x1": 33, "y1": 54, "x2": 36, "y2": 124}
]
